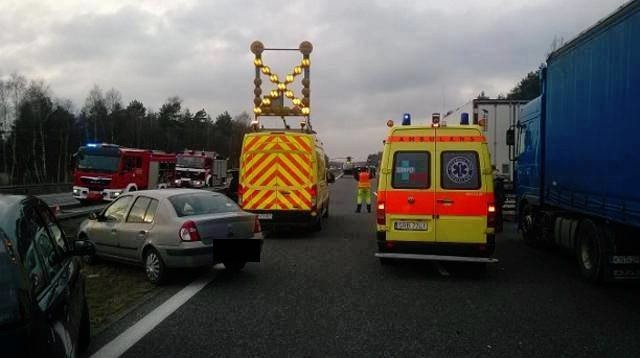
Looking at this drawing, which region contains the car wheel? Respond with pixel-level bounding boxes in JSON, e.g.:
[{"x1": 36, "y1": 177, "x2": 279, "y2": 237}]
[
  {"x1": 78, "y1": 300, "x2": 91, "y2": 353},
  {"x1": 576, "y1": 219, "x2": 606, "y2": 283},
  {"x1": 144, "y1": 247, "x2": 167, "y2": 285},
  {"x1": 224, "y1": 261, "x2": 246, "y2": 272}
]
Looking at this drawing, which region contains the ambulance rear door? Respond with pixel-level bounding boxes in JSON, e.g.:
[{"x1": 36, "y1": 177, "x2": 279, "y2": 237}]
[
  {"x1": 384, "y1": 130, "x2": 436, "y2": 243},
  {"x1": 434, "y1": 128, "x2": 489, "y2": 244}
]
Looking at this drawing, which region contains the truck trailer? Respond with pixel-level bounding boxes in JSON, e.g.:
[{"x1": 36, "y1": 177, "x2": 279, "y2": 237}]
[
  {"x1": 444, "y1": 99, "x2": 528, "y2": 181},
  {"x1": 509, "y1": 0, "x2": 640, "y2": 282}
]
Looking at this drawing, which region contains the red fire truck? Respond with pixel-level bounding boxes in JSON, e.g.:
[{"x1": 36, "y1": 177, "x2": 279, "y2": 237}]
[
  {"x1": 174, "y1": 150, "x2": 227, "y2": 188},
  {"x1": 72, "y1": 143, "x2": 176, "y2": 203}
]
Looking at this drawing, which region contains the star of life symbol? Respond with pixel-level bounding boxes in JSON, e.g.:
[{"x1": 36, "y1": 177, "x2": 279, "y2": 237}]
[{"x1": 446, "y1": 156, "x2": 473, "y2": 184}]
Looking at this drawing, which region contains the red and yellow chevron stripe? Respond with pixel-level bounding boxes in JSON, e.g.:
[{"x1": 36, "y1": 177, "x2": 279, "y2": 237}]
[{"x1": 240, "y1": 133, "x2": 315, "y2": 211}]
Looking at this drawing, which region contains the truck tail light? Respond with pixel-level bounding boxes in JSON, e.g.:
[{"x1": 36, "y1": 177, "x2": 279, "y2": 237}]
[
  {"x1": 310, "y1": 184, "x2": 318, "y2": 209},
  {"x1": 487, "y1": 202, "x2": 496, "y2": 228},
  {"x1": 254, "y1": 216, "x2": 262, "y2": 233},
  {"x1": 179, "y1": 220, "x2": 201, "y2": 241},
  {"x1": 376, "y1": 202, "x2": 386, "y2": 225}
]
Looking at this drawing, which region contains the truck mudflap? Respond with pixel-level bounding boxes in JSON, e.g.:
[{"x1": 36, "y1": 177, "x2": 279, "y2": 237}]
[
  {"x1": 607, "y1": 255, "x2": 640, "y2": 280},
  {"x1": 374, "y1": 252, "x2": 499, "y2": 263}
]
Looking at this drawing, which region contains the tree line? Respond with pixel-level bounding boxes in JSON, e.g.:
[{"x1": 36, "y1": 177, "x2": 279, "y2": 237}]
[{"x1": 0, "y1": 73, "x2": 250, "y2": 185}]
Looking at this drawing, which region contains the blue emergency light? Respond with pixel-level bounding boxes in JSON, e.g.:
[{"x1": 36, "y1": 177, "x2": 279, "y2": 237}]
[
  {"x1": 402, "y1": 113, "x2": 411, "y2": 126},
  {"x1": 460, "y1": 112, "x2": 469, "y2": 125},
  {"x1": 86, "y1": 143, "x2": 98, "y2": 148}
]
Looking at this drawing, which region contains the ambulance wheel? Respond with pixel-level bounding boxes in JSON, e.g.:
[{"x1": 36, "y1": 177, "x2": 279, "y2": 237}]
[
  {"x1": 472, "y1": 262, "x2": 487, "y2": 275},
  {"x1": 576, "y1": 219, "x2": 605, "y2": 283},
  {"x1": 379, "y1": 257, "x2": 397, "y2": 265}
]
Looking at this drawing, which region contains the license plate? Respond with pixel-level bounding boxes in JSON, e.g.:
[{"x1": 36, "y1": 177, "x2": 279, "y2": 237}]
[
  {"x1": 258, "y1": 213, "x2": 273, "y2": 220},
  {"x1": 394, "y1": 221, "x2": 427, "y2": 231}
]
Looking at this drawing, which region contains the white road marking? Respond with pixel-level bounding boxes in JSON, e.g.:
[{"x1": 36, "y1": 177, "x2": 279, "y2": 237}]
[
  {"x1": 433, "y1": 262, "x2": 450, "y2": 276},
  {"x1": 91, "y1": 270, "x2": 216, "y2": 358}
]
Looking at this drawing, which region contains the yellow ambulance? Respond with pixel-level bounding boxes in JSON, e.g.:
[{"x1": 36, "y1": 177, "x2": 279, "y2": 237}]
[
  {"x1": 375, "y1": 114, "x2": 498, "y2": 267},
  {"x1": 238, "y1": 129, "x2": 331, "y2": 231}
]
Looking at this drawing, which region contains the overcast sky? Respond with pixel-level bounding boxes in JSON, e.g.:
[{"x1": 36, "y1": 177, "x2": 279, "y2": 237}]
[{"x1": 0, "y1": 0, "x2": 627, "y2": 159}]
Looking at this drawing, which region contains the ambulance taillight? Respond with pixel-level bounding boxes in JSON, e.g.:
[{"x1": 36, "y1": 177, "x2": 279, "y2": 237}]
[
  {"x1": 376, "y1": 202, "x2": 386, "y2": 225},
  {"x1": 487, "y1": 202, "x2": 497, "y2": 228}
]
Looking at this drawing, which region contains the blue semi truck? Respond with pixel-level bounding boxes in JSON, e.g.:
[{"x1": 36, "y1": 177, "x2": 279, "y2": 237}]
[{"x1": 508, "y1": 0, "x2": 640, "y2": 282}]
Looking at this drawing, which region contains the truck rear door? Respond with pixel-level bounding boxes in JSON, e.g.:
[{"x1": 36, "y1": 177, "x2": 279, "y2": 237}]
[
  {"x1": 240, "y1": 133, "x2": 313, "y2": 211},
  {"x1": 383, "y1": 134, "x2": 436, "y2": 243},
  {"x1": 272, "y1": 134, "x2": 313, "y2": 211},
  {"x1": 434, "y1": 130, "x2": 489, "y2": 244}
]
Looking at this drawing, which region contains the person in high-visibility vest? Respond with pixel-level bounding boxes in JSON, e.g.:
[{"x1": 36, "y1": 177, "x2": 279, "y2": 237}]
[{"x1": 355, "y1": 167, "x2": 371, "y2": 213}]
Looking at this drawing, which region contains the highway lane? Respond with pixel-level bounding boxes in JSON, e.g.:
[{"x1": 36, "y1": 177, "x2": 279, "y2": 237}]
[{"x1": 88, "y1": 177, "x2": 640, "y2": 357}]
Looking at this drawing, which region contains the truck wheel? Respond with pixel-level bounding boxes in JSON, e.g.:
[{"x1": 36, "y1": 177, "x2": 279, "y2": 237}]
[
  {"x1": 576, "y1": 219, "x2": 605, "y2": 283},
  {"x1": 520, "y1": 203, "x2": 538, "y2": 245},
  {"x1": 312, "y1": 215, "x2": 322, "y2": 231}
]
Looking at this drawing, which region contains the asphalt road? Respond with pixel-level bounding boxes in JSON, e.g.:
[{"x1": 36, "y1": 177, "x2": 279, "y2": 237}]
[{"x1": 87, "y1": 177, "x2": 640, "y2": 357}]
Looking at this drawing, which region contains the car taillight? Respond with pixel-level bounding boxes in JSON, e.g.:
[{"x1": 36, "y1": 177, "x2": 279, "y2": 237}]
[
  {"x1": 487, "y1": 202, "x2": 496, "y2": 228},
  {"x1": 254, "y1": 216, "x2": 262, "y2": 233},
  {"x1": 376, "y1": 202, "x2": 386, "y2": 225},
  {"x1": 179, "y1": 220, "x2": 201, "y2": 241}
]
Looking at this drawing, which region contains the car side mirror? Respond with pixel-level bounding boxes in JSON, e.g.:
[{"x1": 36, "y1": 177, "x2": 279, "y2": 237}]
[
  {"x1": 88, "y1": 212, "x2": 98, "y2": 220},
  {"x1": 506, "y1": 128, "x2": 515, "y2": 146},
  {"x1": 71, "y1": 240, "x2": 95, "y2": 257}
]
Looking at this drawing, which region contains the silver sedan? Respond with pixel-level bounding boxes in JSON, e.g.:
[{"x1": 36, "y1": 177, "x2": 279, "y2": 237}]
[{"x1": 78, "y1": 189, "x2": 263, "y2": 284}]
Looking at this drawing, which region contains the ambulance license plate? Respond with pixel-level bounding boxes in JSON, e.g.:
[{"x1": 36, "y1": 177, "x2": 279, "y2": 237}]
[
  {"x1": 394, "y1": 221, "x2": 427, "y2": 231},
  {"x1": 258, "y1": 213, "x2": 273, "y2": 220}
]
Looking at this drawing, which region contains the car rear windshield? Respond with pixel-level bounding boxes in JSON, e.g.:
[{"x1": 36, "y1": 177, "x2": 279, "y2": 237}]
[
  {"x1": 169, "y1": 193, "x2": 240, "y2": 217},
  {"x1": 392, "y1": 151, "x2": 430, "y2": 189}
]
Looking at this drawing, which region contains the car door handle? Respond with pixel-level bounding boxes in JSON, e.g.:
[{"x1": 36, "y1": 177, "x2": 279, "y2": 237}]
[
  {"x1": 437, "y1": 198, "x2": 454, "y2": 204},
  {"x1": 137, "y1": 230, "x2": 148, "y2": 238}
]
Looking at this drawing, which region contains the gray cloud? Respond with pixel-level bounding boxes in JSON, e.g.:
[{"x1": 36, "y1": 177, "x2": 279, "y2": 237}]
[{"x1": 0, "y1": 0, "x2": 626, "y2": 158}]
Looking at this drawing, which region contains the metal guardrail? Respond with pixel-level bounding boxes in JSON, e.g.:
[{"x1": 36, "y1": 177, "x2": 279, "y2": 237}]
[{"x1": 0, "y1": 183, "x2": 73, "y2": 195}]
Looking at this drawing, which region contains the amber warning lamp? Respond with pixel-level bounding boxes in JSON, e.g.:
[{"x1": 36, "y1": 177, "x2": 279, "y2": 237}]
[{"x1": 250, "y1": 40, "x2": 313, "y2": 125}]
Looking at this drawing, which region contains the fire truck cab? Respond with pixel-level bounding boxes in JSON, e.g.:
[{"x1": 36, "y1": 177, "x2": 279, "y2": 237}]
[
  {"x1": 175, "y1": 150, "x2": 227, "y2": 188},
  {"x1": 72, "y1": 143, "x2": 176, "y2": 203},
  {"x1": 375, "y1": 114, "x2": 498, "y2": 267}
]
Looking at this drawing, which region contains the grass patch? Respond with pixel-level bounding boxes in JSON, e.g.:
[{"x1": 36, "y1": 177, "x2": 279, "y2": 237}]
[
  {"x1": 82, "y1": 262, "x2": 155, "y2": 331},
  {"x1": 60, "y1": 217, "x2": 156, "y2": 332}
]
